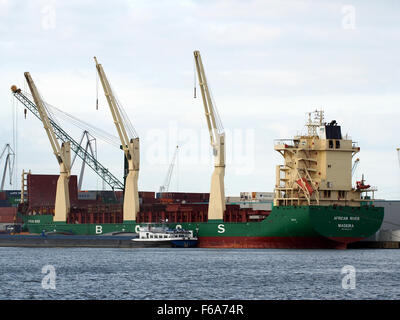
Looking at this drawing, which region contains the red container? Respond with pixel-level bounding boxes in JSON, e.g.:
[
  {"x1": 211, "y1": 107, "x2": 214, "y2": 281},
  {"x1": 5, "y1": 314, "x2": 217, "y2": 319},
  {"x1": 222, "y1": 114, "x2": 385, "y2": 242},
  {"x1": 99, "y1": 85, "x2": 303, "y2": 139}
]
[
  {"x1": 27, "y1": 174, "x2": 78, "y2": 207},
  {"x1": 139, "y1": 191, "x2": 155, "y2": 199},
  {"x1": 156, "y1": 192, "x2": 209, "y2": 203},
  {"x1": 0, "y1": 207, "x2": 17, "y2": 223},
  {"x1": 0, "y1": 192, "x2": 6, "y2": 201}
]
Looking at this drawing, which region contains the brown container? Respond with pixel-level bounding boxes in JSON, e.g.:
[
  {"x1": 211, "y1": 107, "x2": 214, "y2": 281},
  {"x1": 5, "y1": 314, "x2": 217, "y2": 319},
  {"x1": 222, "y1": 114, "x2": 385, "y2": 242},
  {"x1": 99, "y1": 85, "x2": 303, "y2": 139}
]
[
  {"x1": 139, "y1": 191, "x2": 155, "y2": 199},
  {"x1": 0, "y1": 207, "x2": 17, "y2": 223},
  {"x1": 157, "y1": 192, "x2": 209, "y2": 202},
  {"x1": 27, "y1": 174, "x2": 78, "y2": 207}
]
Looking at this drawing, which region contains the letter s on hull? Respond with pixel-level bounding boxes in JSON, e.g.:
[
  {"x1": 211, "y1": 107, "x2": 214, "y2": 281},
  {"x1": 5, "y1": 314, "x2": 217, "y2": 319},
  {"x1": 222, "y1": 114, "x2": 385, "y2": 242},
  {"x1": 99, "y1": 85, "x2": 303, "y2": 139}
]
[{"x1": 217, "y1": 224, "x2": 225, "y2": 233}]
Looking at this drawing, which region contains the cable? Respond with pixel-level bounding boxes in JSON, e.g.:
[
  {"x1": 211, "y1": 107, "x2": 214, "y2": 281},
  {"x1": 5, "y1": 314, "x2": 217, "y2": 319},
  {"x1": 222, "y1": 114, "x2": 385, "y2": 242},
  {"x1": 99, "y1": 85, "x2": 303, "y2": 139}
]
[{"x1": 21, "y1": 90, "x2": 121, "y2": 148}]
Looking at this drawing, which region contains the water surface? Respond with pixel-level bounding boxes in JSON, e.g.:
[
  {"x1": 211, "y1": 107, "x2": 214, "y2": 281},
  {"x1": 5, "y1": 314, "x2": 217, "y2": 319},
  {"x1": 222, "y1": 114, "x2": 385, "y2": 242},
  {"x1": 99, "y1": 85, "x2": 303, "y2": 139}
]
[{"x1": 0, "y1": 247, "x2": 399, "y2": 300}]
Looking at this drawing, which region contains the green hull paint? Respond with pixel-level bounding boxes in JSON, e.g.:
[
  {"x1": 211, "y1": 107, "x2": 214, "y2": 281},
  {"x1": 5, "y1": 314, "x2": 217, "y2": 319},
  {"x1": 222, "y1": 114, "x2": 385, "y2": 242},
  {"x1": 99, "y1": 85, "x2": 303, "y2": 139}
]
[{"x1": 21, "y1": 205, "x2": 384, "y2": 245}]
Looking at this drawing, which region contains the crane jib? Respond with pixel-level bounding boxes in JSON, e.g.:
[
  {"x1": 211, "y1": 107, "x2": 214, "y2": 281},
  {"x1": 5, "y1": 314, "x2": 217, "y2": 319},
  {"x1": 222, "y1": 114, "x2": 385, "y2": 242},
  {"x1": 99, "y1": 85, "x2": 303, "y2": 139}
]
[{"x1": 12, "y1": 91, "x2": 124, "y2": 190}]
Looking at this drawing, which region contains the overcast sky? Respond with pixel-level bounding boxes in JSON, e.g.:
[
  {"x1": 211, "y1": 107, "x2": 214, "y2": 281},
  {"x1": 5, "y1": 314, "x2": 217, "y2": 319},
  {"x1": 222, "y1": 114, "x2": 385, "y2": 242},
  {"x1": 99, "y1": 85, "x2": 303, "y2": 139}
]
[{"x1": 0, "y1": 0, "x2": 400, "y2": 199}]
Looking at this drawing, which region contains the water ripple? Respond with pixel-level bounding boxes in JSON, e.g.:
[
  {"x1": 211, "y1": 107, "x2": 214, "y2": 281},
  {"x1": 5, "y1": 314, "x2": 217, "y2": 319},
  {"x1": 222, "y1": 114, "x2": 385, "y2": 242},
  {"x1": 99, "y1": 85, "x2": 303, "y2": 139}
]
[{"x1": 0, "y1": 247, "x2": 399, "y2": 300}]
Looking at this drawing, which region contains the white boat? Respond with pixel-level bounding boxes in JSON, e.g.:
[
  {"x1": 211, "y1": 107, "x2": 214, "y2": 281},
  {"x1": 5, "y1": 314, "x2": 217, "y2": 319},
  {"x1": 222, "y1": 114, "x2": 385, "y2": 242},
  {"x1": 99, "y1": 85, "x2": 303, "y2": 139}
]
[{"x1": 132, "y1": 225, "x2": 198, "y2": 248}]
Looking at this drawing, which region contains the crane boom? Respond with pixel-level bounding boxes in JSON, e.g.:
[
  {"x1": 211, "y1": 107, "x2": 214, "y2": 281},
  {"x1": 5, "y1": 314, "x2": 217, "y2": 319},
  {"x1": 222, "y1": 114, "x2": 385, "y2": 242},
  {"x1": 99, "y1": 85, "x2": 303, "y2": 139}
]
[
  {"x1": 0, "y1": 144, "x2": 15, "y2": 191},
  {"x1": 94, "y1": 57, "x2": 140, "y2": 221},
  {"x1": 193, "y1": 51, "x2": 225, "y2": 166},
  {"x1": 159, "y1": 146, "x2": 179, "y2": 193},
  {"x1": 24, "y1": 72, "x2": 66, "y2": 166},
  {"x1": 352, "y1": 158, "x2": 360, "y2": 178},
  {"x1": 11, "y1": 88, "x2": 124, "y2": 190},
  {"x1": 94, "y1": 57, "x2": 134, "y2": 159},
  {"x1": 20, "y1": 72, "x2": 71, "y2": 222},
  {"x1": 194, "y1": 50, "x2": 226, "y2": 220}
]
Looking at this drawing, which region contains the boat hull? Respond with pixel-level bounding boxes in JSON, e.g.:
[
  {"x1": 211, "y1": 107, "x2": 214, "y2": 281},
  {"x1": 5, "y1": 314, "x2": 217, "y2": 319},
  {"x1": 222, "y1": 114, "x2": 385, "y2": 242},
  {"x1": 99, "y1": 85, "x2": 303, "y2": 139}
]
[
  {"x1": 170, "y1": 239, "x2": 198, "y2": 248},
  {"x1": 20, "y1": 205, "x2": 384, "y2": 249}
]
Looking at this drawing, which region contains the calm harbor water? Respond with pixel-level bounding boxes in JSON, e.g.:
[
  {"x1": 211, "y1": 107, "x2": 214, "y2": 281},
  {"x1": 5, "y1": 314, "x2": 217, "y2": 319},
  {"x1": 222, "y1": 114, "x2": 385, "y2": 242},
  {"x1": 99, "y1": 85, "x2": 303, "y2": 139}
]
[{"x1": 0, "y1": 247, "x2": 399, "y2": 300}]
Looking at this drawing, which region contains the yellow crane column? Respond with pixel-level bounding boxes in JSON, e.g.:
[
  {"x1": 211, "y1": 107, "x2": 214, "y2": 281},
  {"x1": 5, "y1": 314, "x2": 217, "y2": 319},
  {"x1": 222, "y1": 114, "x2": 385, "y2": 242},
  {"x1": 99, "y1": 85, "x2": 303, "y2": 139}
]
[
  {"x1": 21, "y1": 73, "x2": 71, "y2": 222},
  {"x1": 194, "y1": 50, "x2": 226, "y2": 221},
  {"x1": 94, "y1": 57, "x2": 140, "y2": 222}
]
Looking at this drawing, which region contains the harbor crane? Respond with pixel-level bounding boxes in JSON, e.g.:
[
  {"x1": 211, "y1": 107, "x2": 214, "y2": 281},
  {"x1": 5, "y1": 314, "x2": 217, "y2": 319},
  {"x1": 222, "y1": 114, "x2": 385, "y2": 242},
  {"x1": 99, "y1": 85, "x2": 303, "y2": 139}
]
[
  {"x1": 0, "y1": 144, "x2": 15, "y2": 191},
  {"x1": 94, "y1": 57, "x2": 140, "y2": 222},
  {"x1": 21, "y1": 72, "x2": 71, "y2": 222},
  {"x1": 159, "y1": 145, "x2": 179, "y2": 193},
  {"x1": 194, "y1": 50, "x2": 226, "y2": 220},
  {"x1": 71, "y1": 131, "x2": 97, "y2": 191}
]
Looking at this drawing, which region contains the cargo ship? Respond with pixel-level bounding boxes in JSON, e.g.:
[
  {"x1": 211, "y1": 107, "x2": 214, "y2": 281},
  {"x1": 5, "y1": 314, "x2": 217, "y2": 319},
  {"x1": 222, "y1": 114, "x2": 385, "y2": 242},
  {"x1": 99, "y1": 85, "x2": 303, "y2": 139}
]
[
  {"x1": 12, "y1": 52, "x2": 383, "y2": 248},
  {"x1": 18, "y1": 110, "x2": 384, "y2": 249}
]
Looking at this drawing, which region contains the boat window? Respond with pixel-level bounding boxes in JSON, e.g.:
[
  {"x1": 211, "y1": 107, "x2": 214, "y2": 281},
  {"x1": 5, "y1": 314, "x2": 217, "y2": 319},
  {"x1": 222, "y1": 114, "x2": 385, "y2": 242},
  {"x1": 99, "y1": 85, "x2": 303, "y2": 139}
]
[
  {"x1": 335, "y1": 140, "x2": 340, "y2": 149},
  {"x1": 329, "y1": 140, "x2": 333, "y2": 149}
]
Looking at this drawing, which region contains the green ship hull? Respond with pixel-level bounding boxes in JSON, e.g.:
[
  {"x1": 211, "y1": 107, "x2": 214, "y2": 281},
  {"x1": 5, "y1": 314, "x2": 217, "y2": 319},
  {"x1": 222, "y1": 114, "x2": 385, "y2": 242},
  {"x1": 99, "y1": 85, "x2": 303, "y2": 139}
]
[{"x1": 20, "y1": 205, "x2": 384, "y2": 249}]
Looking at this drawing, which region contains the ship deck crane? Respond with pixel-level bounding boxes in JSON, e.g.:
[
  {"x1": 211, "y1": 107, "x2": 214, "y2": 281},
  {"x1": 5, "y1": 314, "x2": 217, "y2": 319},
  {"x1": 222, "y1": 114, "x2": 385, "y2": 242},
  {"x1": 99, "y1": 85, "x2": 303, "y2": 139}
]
[
  {"x1": 11, "y1": 88, "x2": 124, "y2": 191},
  {"x1": 194, "y1": 50, "x2": 226, "y2": 220},
  {"x1": 352, "y1": 158, "x2": 360, "y2": 178},
  {"x1": 94, "y1": 57, "x2": 140, "y2": 222},
  {"x1": 0, "y1": 144, "x2": 15, "y2": 191},
  {"x1": 20, "y1": 72, "x2": 71, "y2": 222},
  {"x1": 159, "y1": 145, "x2": 179, "y2": 193}
]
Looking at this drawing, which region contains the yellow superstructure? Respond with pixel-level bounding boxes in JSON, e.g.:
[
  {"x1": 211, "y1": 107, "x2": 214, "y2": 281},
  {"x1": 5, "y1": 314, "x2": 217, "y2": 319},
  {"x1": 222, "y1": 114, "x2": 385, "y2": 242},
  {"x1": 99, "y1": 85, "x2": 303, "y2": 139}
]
[{"x1": 274, "y1": 110, "x2": 375, "y2": 207}]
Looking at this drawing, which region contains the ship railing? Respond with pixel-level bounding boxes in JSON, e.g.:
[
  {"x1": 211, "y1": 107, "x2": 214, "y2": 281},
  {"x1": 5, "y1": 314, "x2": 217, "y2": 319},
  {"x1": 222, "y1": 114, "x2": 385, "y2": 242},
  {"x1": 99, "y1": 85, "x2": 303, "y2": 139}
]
[
  {"x1": 274, "y1": 139, "x2": 296, "y2": 147},
  {"x1": 360, "y1": 186, "x2": 378, "y2": 192}
]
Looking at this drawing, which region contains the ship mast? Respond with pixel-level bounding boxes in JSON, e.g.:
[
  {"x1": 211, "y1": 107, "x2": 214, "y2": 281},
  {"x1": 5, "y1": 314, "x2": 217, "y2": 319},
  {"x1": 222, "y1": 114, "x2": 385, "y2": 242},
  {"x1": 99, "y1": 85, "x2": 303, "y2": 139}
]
[{"x1": 306, "y1": 109, "x2": 324, "y2": 136}]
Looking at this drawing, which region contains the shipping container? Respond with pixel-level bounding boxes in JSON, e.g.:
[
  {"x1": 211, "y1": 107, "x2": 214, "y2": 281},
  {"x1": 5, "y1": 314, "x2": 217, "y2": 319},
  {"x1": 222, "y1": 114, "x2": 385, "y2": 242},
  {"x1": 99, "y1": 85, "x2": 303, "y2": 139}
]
[
  {"x1": 156, "y1": 192, "x2": 209, "y2": 202},
  {"x1": 0, "y1": 200, "x2": 10, "y2": 207},
  {"x1": 6, "y1": 190, "x2": 22, "y2": 197},
  {"x1": 5, "y1": 224, "x2": 22, "y2": 233},
  {"x1": 0, "y1": 207, "x2": 17, "y2": 223},
  {"x1": 139, "y1": 191, "x2": 155, "y2": 199},
  {"x1": 78, "y1": 191, "x2": 97, "y2": 201},
  {"x1": 226, "y1": 196, "x2": 241, "y2": 203},
  {"x1": 28, "y1": 174, "x2": 78, "y2": 207}
]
